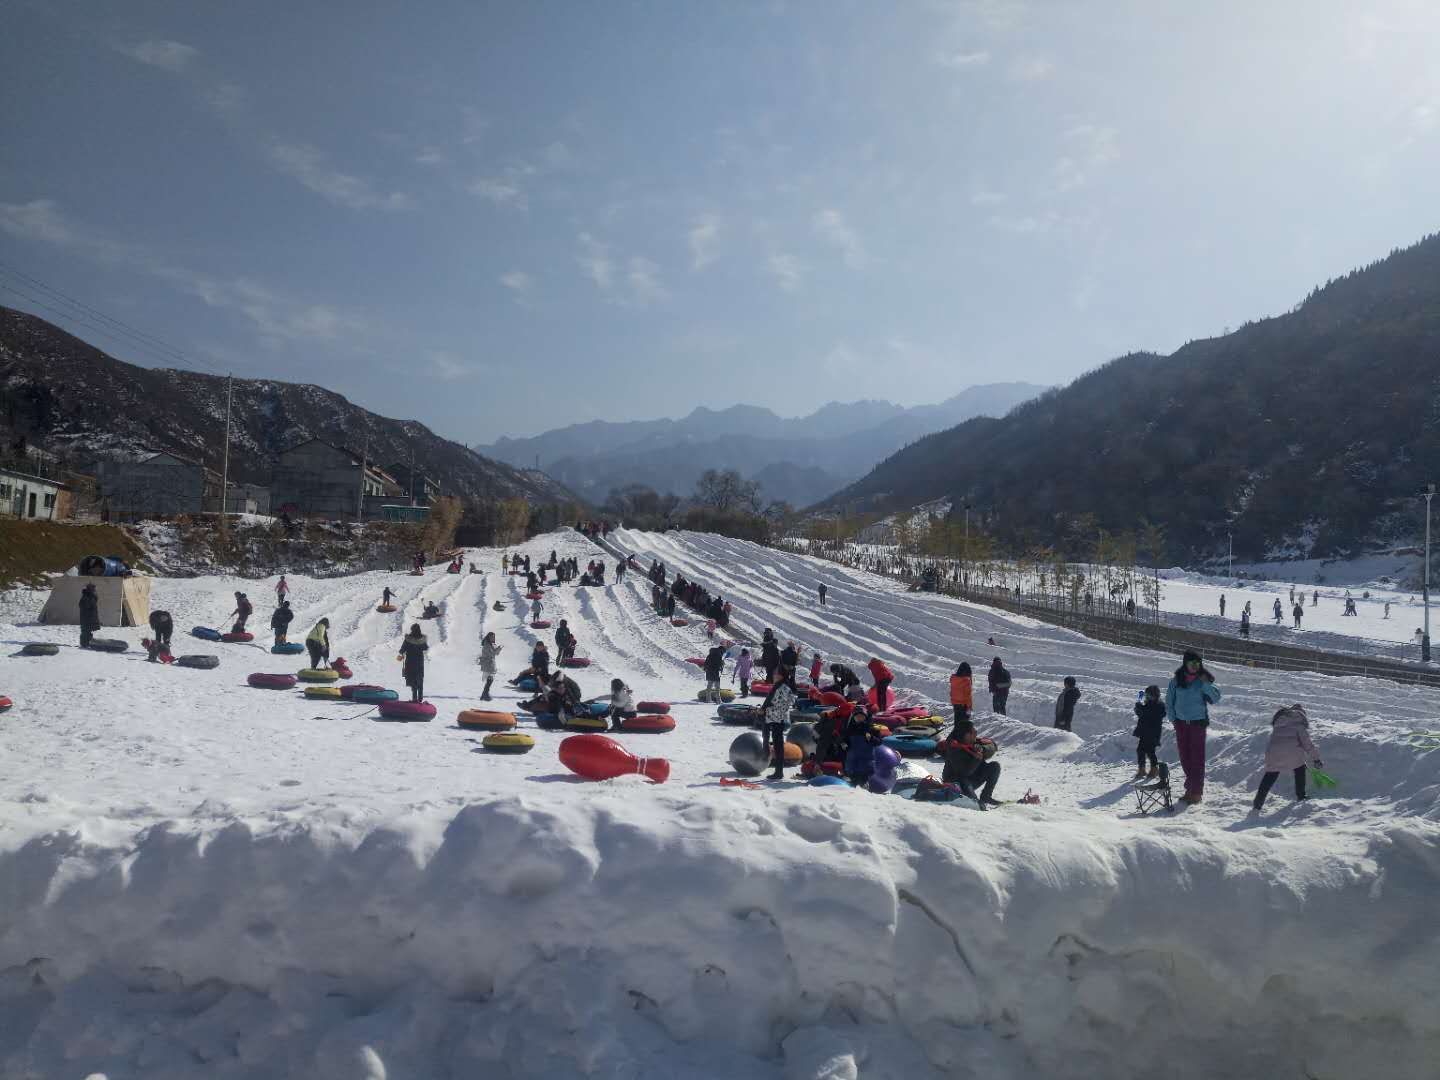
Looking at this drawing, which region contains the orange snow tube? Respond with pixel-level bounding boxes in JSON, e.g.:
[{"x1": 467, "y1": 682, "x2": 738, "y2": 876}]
[{"x1": 457, "y1": 709, "x2": 517, "y2": 731}]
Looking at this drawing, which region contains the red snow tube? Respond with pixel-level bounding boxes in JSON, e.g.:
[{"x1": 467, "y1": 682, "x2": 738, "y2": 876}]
[
  {"x1": 340, "y1": 683, "x2": 385, "y2": 699},
  {"x1": 750, "y1": 681, "x2": 773, "y2": 696},
  {"x1": 621, "y1": 714, "x2": 675, "y2": 734},
  {"x1": 671, "y1": 618, "x2": 689, "y2": 627},
  {"x1": 635, "y1": 700, "x2": 670, "y2": 714},
  {"x1": 378, "y1": 700, "x2": 437, "y2": 721},
  {"x1": 684, "y1": 657, "x2": 705, "y2": 667},
  {"x1": 531, "y1": 619, "x2": 552, "y2": 629},
  {"x1": 525, "y1": 591, "x2": 545, "y2": 600},
  {"x1": 248, "y1": 672, "x2": 297, "y2": 690},
  {"x1": 560, "y1": 656, "x2": 591, "y2": 668},
  {"x1": 0, "y1": 696, "x2": 12, "y2": 712},
  {"x1": 332, "y1": 659, "x2": 353, "y2": 680},
  {"x1": 221, "y1": 631, "x2": 254, "y2": 643}
]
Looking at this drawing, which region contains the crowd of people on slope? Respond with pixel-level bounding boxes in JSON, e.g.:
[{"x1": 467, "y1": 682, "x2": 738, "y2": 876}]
[
  {"x1": 644, "y1": 560, "x2": 733, "y2": 628},
  {"x1": 575, "y1": 520, "x2": 613, "y2": 540}
]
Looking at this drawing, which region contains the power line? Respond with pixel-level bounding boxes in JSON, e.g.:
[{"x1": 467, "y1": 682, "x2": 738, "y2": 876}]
[{"x1": 0, "y1": 265, "x2": 228, "y2": 379}]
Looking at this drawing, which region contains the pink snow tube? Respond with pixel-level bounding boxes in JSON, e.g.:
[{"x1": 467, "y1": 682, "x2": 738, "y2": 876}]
[
  {"x1": 248, "y1": 672, "x2": 297, "y2": 690},
  {"x1": 221, "y1": 631, "x2": 254, "y2": 643},
  {"x1": 525, "y1": 591, "x2": 545, "y2": 600},
  {"x1": 531, "y1": 619, "x2": 552, "y2": 629},
  {"x1": 560, "y1": 656, "x2": 591, "y2": 668},
  {"x1": 636, "y1": 700, "x2": 671, "y2": 715},
  {"x1": 377, "y1": 700, "x2": 437, "y2": 721}
]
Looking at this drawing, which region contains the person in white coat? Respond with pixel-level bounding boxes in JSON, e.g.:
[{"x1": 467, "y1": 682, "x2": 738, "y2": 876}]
[{"x1": 1252, "y1": 704, "x2": 1324, "y2": 810}]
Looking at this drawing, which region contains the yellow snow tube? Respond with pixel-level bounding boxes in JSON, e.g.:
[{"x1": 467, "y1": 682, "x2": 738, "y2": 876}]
[
  {"x1": 562, "y1": 715, "x2": 608, "y2": 732},
  {"x1": 304, "y1": 685, "x2": 343, "y2": 700},
  {"x1": 298, "y1": 668, "x2": 340, "y2": 683},
  {"x1": 483, "y1": 732, "x2": 535, "y2": 754}
]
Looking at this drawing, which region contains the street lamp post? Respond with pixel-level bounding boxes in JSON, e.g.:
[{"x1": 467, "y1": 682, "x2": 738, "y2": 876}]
[
  {"x1": 962, "y1": 502, "x2": 970, "y2": 592},
  {"x1": 1425, "y1": 485, "x2": 1435, "y2": 663}
]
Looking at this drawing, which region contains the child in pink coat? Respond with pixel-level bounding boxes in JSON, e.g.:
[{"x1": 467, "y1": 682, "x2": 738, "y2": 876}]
[{"x1": 1252, "y1": 704, "x2": 1324, "y2": 810}]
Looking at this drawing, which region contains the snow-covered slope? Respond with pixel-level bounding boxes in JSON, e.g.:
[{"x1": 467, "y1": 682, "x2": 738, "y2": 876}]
[{"x1": 1, "y1": 530, "x2": 1438, "y2": 1078}]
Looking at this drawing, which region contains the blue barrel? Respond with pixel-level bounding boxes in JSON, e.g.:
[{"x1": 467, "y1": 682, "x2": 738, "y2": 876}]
[{"x1": 80, "y1": 555, "x2": 129, "y2": 577}]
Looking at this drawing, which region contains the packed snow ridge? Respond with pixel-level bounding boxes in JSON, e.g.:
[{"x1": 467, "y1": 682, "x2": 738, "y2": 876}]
[{"x1": 1, "y1": 528, "x2": 1438, "y2": 1079}]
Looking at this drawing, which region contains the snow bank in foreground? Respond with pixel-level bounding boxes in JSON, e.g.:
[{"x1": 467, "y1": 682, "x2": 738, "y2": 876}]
[{"x1": 3, "y1": 793, "x2": 1438, "y2": 1080}]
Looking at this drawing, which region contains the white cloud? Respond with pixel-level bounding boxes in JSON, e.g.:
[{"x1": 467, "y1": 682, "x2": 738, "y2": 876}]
[
  {"x1": 414, "y1": 146, "x2": 447, "y2": 167},
  {"x1": 0, "y1": 199, "x2": 372, "y2": 348},
  {"x1": 767, "y1": 253, "x2": 804, "y2": 292},
  {"x1": 469, "y1": 177, "x2": 525, "y2": 207},
  {"x1": 688, "y1": 213, "x2": 721, "y2": 271},
  {"x1": 812, "y1": 208, "x2": 865, "y2": 269},
  {"x1": 969, "y1": 188, "x2": 1006, "y2": 206},
  {"x1": 542, "y1": 141, "x2": 573, "y2": 168},
  {"x1": 428, "y1": 350, "x2": 477, "y2": 381},
  {"x1": 500, "y1": 270, "x2": 533, "y2": 294},
  {"x1": 267, "y1": 142, "x2": 413, "y2": 211},
  {"x1": 1009, "y1": 56, "x2": 1054, "y2": 82},
  {"x1": 987, "y1": 212, "x2": 1058, "y2": 234},
  {"x1": 204, "y1": 82, "x2": 246, "y2": 113},
  {"x1": 1054, "y1": 124, "x2": 1118, "y2": 191},
  {"x1": 626, "y1": 257, "x2": 667, "y2": 305},
  {"x1": 577, "y1": 233, "x2": 614, "y2": 290},
  {"x1": 939, "y1": 50, "x2": 990, "y2": 68},
  {"x1": 117, "y1": 39, "x2": 198, "y2": 72}
]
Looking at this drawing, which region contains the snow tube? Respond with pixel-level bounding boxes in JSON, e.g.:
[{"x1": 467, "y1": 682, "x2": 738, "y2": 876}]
[
  {"x1": 20, "y1": 643, "x2": 59, "y2": 656},
  {"x1": 174, "y1": 654, "x2": 219, "y2": 670},
  {"x1": 718, "y1": 703, "x2": 762, "y2": 725},
  {"x1": 532, "y1": 712, "x2": 562, "y2": 730},
  {"x1": 85, "y1": 638, "x2": 128, "y2": 653},
  {"x1": 621, "y1": 714, "x2": 675, "y2": 734},
  {"x1": 801, "y1": 759, "x2": 845, "y2": 779},
  {"x1": 340, "y1": 683, "x2": 385, "y2": 699},
  {"x1": 409, "y1": 569, "x2": 424, "y2": 576},
  {"x1": 685, "y1": 657, "x2": 705, "y2": 667},
  {"x1": 351, "y1": 687, "x2": 399, "y2": 704},
  {"x1": 514, "y1": 676, "x2": 539, "y2": 692},
  {"x1": 563, "y1": 715, "x2": 609, "y2": 732},
  {"x1": 671, "y1": 618, "x2": 689, "y2": 627},
  {"x1": 332, "y1": 660, "x2": 353, "y2": 680},
  {"x1": 271, "y1": 642, "x2": 305, "y2": 655},
  {"x1": 636, "y1": 701, "x2": 671, "y2": 715},
  {"x1": 530, "y1": 620, "x2": 551, "y2": 629},
  {"x1": 457, "y1": 709, "x2": 517, "y2": 731},
  {"x1": 79, "y1": 554, "x2": 129, "y2": 577},
  {"x1": 304, "y1": 686, "x2": 343, "y2": 700},
  {"x1": 525, "y1": 591, "x2": 545, "y2": 600},
  {"x1": 377, "y1": 700, "x2": 436, "y2": 721},
  {"x1": 297, "y1": 668, "x2": 339, "y2": 683},
  {"x1": 220, "y1": 631, "x2": 254, "y2": 644},
  {"x1": 775, "y1": 742, "x2": 804, "y2": 765},
  {"x1": 483, "y1": 732, "x2": 535, "y2": 755},
  {"x1": 749, "y1": 681, "x2": 773, "y2": 696},
  {"x1": 581, "y1": 701, "x2": 610, "y2": 718},
  {"x1": 883, "y1": 734, "x2": 938, "y2": 759},
  {"x1": 697, "y1": 688, "x2": 736, "y2": 703},
  {"x1": 793, "y1": 698, "x2": 826, "y2": 712},
  {"x1": 248, "y1": 673, "x2": 297, "y2": 690},
  {"x1": 0, "y1": 696, "x2": 12, "y2": 712},
  {"x1": 191, "y1": 626, "x2": 222, "y2": 641},
  {"x1": 376, "y1": 604, "x2": 397, "y2": 613},
  {"x1": 559, "y1": 656, "x2": 591, "y2": 668},
  {"x1": 810, "y1": 775, "x2": 850, "y2": 788}
]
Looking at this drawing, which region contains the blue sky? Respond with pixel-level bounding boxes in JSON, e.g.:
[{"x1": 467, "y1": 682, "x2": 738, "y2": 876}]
[{"x1": 3, "y1": 1, "x2": 1439, "y2": 443}]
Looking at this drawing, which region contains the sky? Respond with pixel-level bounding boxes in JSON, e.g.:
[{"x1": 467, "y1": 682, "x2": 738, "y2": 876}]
[{"x1": 2, "y1": 1, "x2": 1439, "y2": 445}]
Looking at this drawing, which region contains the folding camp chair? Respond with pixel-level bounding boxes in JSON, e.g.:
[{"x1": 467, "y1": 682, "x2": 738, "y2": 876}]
[{"x1": 1134, "y1": 761, "x2": 1175, "y2": 815}]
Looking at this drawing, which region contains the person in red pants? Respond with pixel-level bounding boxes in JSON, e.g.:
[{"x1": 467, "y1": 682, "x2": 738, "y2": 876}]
[{"x1": 1165, "y1": 650, "x2": 1222, "y2": 804}]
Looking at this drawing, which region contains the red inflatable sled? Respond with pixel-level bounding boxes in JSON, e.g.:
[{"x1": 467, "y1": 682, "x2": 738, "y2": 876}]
[{"x1": 559, "y1": 734, "x2": 669, "y2": 783}]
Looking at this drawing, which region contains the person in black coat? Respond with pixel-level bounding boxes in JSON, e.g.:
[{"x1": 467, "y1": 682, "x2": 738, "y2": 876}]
[
  {"x1": 779, "y1": 641, "x2": 799, "y2": 673},
  {"x1": 703, "y1": 644, "x2": 727, "y2": 697},
  {"x1": 78, "y1": 583, "x2": 99, "y2": 648},
  {"x1": 145, "y1": 609, "x2": 174, "y2": 661},
  {"x1": 987, "y1": 658, "x2": 1011, "y2": 715},
  {"x1": 398, "y1": 623, "x2": 428, "y2": 702},
  {"x1": 271, "y1": 600, "x2": 294, "y2": 644},
  {"x1": 760, "y1": 630, "x2": 781, "y2": 683},
  {"x1": 1054, "y1": 676, "x2": 1080, "y2": 732},
  {"x1": 827, "y1": 664, "x2": 860, "y2": 693},
  {"x1": 555, "y1": 619, "x2": 576, "y2": 660},
  {"x1": 1132, "y1": 685, "x2": 1165, "y2": 779},
  {"x1": 938, "y1": 719, "x2": 1002, "y2": 808}
]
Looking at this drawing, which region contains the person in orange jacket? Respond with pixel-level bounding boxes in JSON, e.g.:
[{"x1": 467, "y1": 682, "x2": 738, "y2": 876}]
[
  {"x1": 867, "y1": 657, "x2": 894, "y2": 713},
  {"x1": 948, "y1": 661, "x2": 973, "y2": 724}
]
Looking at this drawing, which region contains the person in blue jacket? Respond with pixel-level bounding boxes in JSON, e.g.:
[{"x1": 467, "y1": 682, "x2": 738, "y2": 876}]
[{"x1": 1165, "y1": 650, "x2": 1221, "y2": 805}]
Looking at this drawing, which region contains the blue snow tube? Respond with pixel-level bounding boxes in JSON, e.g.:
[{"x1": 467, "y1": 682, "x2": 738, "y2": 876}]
[
  {"x1": 809, "y1": 775, "x2": 850, "y2": 788},
  {"x1": 79, "y1": 555, "x2": 129, "y2": 577},
  {"x1": 884, "y1": 734, "x2": 939, "y2": 759},
  {"x1": 271, "y1": 642, "x2": 305, "y2": 654},
  {"x1": 351, "y1": 688, "x2": 399, "y2": 704},
  {"x1": 583, "y1": 701, "x2": 610, "y2": 718},
  {"x1": 515, "y1": 676, "x2": 539, "y2": 693},
  {"x1": 793, "y1": 699, "x2": 826, "y2": 713},
  {"x1": 533, "y1": 712, "x2": 562, "y2": 730},
  {"x1": 191, "y1": 626, "x2": 223, "y2": 642}
]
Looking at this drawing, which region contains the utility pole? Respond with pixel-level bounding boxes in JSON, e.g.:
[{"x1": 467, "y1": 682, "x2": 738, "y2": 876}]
[
  {"x1": 962, "y1": 502, "x2": 970, "y2": 591},
  {"x1": 409, "y1": 439, "x2": 416, "y2": 507},
  {"x1": 1227, "y1": 531, "x2": 1233, "y2": 580},
  {"x1": 1425, "y1": 484, "x2": 1435, "y2": 663},
  {"x1": 356, "y1": 434, "x2": 370, "y2": 525},
  {"x1": 219, "y1": 374, "x2": 233, "y2": 541}
]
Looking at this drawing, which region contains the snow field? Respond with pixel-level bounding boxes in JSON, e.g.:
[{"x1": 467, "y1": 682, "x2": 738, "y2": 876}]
[{"x1": 0, "y1": 528, "x2": 1438, "y2": 1078}]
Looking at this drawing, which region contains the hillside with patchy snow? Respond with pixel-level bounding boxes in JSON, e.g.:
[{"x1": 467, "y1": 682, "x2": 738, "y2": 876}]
[{"x1": 1, "y1": 529, "x2": 1437, "y2": 1078}]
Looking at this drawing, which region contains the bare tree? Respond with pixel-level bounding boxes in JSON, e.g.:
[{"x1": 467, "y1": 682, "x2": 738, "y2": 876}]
[{"x1": 694, "y1": 469, "x2": 761, "y2": 514}]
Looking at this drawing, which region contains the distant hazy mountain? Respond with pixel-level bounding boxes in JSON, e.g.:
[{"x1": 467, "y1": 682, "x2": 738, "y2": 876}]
[{"x1": 476, "y1": 383, "x2": 1047, "y2": 505}]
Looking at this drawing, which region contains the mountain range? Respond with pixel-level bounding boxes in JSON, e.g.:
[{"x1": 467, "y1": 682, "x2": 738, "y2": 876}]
[
  {"x1": 475, "y1": 383, "x2": 1047, "y2": 506},
  {"x1": 820, "y1": 232, "x2": 1440, "y2": 563},
  {"x1": 0, "y1": 306, "x2": 572, "y2": 505}
]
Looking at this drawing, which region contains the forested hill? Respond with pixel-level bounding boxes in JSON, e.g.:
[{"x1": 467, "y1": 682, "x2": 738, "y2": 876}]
[
  {"x1": 819, "y1": 232, "x2": 1440, "y2": 562},
  {"x1": 0, "y1": 306, "x2": 574, "y2": 505}
]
